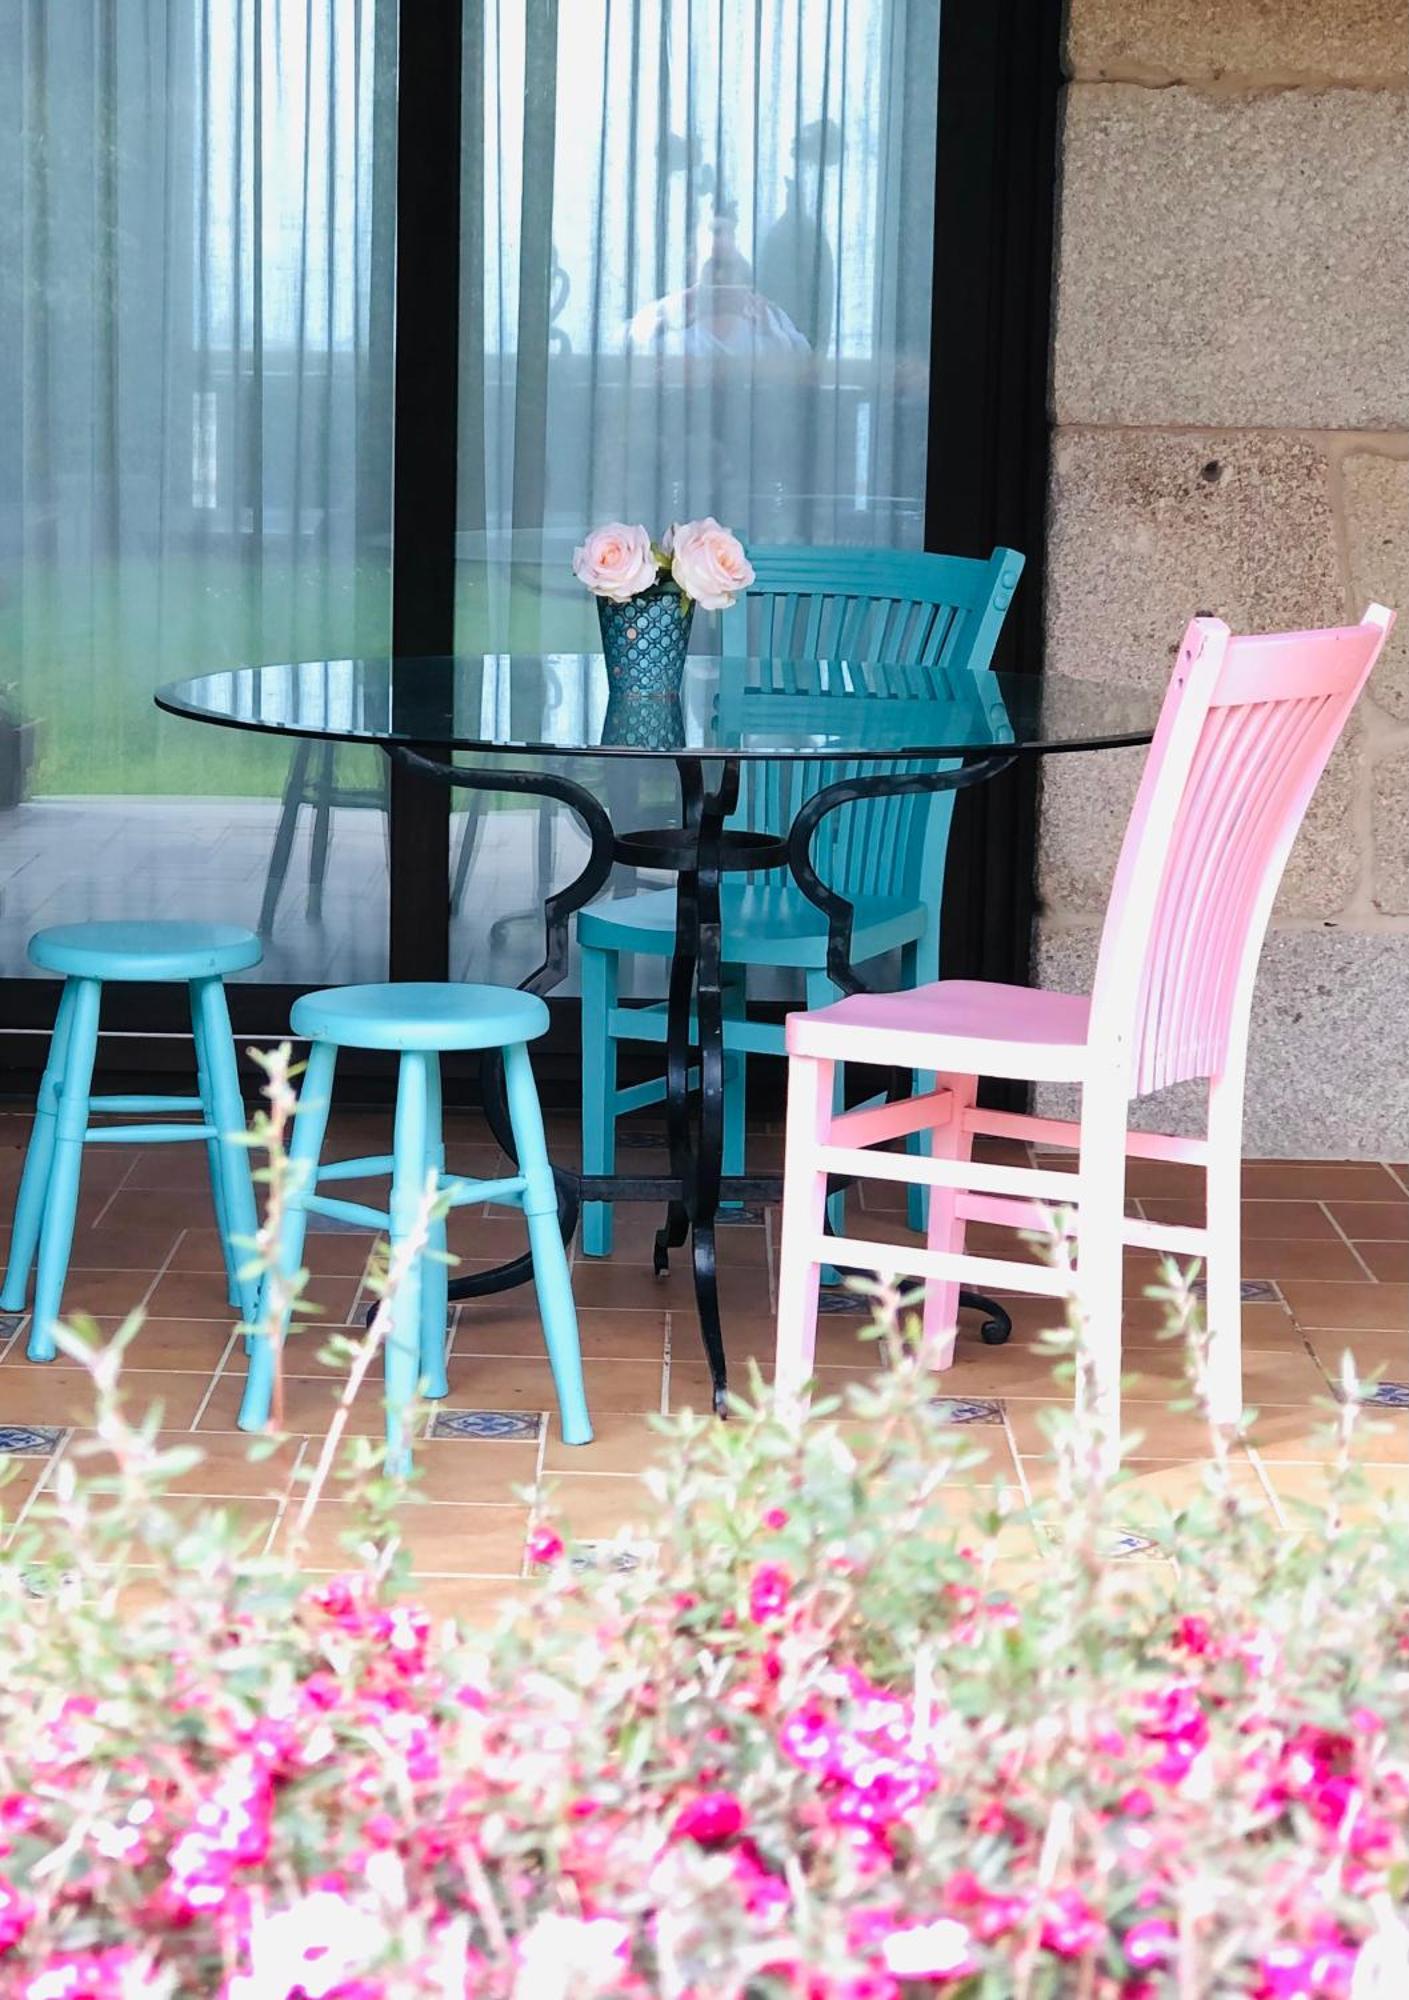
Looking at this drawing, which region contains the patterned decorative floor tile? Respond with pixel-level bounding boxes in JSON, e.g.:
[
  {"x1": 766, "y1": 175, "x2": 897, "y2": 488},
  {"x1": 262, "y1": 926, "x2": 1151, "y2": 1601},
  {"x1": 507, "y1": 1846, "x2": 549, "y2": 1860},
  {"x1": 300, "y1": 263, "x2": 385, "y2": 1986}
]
[
  {"x1": 718, "y1": 1207, "x2": 767, "y2": 1226},
  {"x1": 0, "y1": 1315, "x2": 26, "y2": 1342},
  {"x1": 566, "y1": 1540, "x2": 657, "y2": 1574},
  {"x1": 818, "y1": 1289, "x2": 870, "y2": 1316},
  {"x1": 1346, "y1": 1381, "x2": 1409, "y2": 1409},
  {"x1": 15, "y1": 1566, "x2": 79, "y2": 1599},
  {"x1": 1039, "y1": 1523, "x2": 1164, "y2": 1561},
  {"x1": 1189, "y1": 1278, "x2": 1281, "y2": 1304},
  {"x1": 429, "y1": 1409, "x2": 544, "y2": 1443},
  {"x1": 0, "y1": 1424, "x2": 65, "y2": 1457},
  {"x1": 931, "y1": 1397, "x2": 1006, "y2": 1426}
]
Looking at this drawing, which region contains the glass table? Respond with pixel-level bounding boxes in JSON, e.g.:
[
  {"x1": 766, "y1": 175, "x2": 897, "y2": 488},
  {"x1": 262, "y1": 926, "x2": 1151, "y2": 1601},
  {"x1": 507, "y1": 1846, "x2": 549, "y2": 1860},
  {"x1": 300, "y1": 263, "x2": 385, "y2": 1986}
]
[{"x1": 157, "y1": 653, "x2": 1160, "y2": 1408}]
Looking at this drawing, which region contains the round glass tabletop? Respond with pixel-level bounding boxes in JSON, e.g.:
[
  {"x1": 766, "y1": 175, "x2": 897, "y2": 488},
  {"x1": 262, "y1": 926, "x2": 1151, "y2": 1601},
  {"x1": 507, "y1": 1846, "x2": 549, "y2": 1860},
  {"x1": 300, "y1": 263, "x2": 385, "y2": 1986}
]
[{"x1": 156, "y1": 653, "x2": 1160, "y2": 762}]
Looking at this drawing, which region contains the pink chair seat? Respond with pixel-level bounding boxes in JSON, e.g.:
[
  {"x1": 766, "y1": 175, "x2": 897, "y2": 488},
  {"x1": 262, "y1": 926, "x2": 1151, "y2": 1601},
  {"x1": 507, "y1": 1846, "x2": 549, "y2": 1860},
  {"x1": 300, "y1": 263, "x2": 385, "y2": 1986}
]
[
  {"x1": 773, "y1": 606, "x2": 1395, "y2": 1465},
  {"x1": 790, "y1": 979, "x2": 1093, "y2": 1081}
]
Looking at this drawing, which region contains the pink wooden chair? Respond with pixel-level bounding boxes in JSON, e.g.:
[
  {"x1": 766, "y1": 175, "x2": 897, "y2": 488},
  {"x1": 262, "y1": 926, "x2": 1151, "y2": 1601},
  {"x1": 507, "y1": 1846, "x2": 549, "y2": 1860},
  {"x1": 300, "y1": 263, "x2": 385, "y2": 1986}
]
[{"x1": 774, "y1": 607, "x2": 1394, "y2": 1452}]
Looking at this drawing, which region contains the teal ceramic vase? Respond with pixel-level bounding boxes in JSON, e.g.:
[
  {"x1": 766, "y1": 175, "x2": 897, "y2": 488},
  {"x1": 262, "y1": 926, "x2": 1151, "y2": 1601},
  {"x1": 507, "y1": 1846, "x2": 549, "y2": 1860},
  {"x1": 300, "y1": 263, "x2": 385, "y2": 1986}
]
[
  {"x1": 601, "y1": 688, "x2": 685, "y2": 751},
  {"x1": 597, "y1": 578, "x2": 694, "y2": 700}
]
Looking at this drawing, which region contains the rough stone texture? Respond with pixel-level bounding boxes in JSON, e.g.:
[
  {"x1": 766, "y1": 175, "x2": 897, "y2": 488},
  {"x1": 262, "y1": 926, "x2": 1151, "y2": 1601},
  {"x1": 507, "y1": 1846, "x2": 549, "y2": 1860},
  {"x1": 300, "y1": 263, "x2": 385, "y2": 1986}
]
[
  {"x1": 1343, "y1": 452, "x2": 1409, "y2": 720},
  {"x1": 1053, "y1": 86, "x2": 1409, "y2": 429},
  {"x1": 1036, "y1": 744, "x2": 1146, "y2": 914},
  {"x1": 1033, "y1": 924, "x2": 1409, "y2": 1156},
  {"x1": 1067, "y1": 0, "x2": 1409, "y2": 86},
  {"x1": 1046, "y1": 430, "x2": 1344, "y2": 692},
  {"x1": 1039, "y1": 733, "x2": 1364, "y2": 918},
  {"x1": 1372, "y1": 747, "x2": 1409, "y2": 912},
  {"x1": 1041, "y1": 429, "x2": 1360, "y2": 913}
]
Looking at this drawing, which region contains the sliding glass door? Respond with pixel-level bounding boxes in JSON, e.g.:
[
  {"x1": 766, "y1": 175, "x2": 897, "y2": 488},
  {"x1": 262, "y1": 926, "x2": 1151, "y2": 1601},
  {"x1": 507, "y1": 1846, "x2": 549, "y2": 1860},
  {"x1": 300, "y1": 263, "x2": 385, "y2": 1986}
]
[{"x1": 0, "y1": 0, "x2": 1059, "y2": 1066}]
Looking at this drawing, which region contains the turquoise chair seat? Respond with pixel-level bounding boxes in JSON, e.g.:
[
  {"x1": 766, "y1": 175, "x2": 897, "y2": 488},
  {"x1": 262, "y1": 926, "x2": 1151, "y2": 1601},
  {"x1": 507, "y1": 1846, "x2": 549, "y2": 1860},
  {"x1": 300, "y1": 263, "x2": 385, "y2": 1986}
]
[
  {"x1": 240, "y1": 980, "x2": 590, "y2": 1475},
  {"x1": 577, "y1": 883, "x2": 928, "y2": 968},
  {"x1": 291, "y1": 982, "x2": 549, "y2": 1052},
  {"x1": 2, "y1": 920, "x2": 263, "y2": 1360},
  {"x1": 28, "y1": 920, "x2": 262, "y2": 983}
]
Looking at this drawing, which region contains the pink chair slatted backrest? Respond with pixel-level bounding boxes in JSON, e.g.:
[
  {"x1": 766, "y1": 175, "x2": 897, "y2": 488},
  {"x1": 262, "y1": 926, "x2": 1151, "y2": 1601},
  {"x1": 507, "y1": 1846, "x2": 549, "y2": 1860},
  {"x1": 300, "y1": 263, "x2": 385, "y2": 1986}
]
[{"x1": 1090, "y1": 607, "x2": 1394, "y2": 1098}]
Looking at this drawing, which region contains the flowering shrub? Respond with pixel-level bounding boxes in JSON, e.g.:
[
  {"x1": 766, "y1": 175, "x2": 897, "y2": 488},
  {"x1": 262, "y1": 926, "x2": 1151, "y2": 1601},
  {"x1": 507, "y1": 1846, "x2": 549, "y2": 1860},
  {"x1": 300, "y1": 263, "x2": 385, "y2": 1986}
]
[
  {"x1": 0, "y1": 1066, "x2": 1405, "y2": 1994},
  {"x1": 2, "y1": 1313, "x2": 1405, "y2": 1998}
]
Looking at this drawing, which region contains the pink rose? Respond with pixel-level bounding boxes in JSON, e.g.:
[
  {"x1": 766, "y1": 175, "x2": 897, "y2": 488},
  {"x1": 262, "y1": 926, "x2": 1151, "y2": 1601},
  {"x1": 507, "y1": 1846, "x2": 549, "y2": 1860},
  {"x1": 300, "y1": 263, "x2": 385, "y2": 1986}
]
[
  {"x1": 572, "y1": 522, "x2": 659, "y2": 603},
  {"x1": 668, "y1": 517, "x2": 754, "y2": 610}
]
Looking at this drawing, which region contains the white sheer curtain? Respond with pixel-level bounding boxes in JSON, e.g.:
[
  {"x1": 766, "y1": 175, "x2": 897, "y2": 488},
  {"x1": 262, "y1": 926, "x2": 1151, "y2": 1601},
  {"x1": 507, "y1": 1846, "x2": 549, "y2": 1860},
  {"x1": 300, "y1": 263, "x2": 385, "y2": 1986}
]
[
  {"x1": 0, "y1": 2, "x2": 395, "y2": 985},
  {"x1": 458, "y1": 0, "x2": 938, "y2": 629},
  {"x1": 452, "y1": 0, "x2": 940, "y2": 983}
]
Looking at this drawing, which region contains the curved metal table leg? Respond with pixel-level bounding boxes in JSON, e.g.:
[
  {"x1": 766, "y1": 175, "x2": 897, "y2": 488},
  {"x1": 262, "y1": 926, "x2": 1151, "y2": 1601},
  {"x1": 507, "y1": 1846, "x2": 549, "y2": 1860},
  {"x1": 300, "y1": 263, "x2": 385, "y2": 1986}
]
[
  {"x1": 784, "y1": 757, "x2": 1022, "y2": 1349},
  {"x1": 650, "y1": 760, "x2": 735, "y2": 1412}
]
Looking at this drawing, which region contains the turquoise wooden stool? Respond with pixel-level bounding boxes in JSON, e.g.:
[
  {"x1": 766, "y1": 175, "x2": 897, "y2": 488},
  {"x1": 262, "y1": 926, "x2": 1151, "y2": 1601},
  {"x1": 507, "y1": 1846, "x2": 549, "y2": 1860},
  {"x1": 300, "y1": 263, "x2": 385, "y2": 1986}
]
[
  {"x1": 1, "y1": 920, "x2": 263, "y2": 1362},
  {"x1": 237, "y1": 982, "x2": 590, "y2": 1472}
]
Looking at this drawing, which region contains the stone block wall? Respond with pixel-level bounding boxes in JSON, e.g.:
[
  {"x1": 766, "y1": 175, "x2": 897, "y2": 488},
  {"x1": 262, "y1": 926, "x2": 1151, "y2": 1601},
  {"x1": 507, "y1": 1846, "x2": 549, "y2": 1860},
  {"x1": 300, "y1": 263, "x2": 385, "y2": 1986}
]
[{"x1": 1037, "y1": 0, "x2": 1409, "y2": 1155}]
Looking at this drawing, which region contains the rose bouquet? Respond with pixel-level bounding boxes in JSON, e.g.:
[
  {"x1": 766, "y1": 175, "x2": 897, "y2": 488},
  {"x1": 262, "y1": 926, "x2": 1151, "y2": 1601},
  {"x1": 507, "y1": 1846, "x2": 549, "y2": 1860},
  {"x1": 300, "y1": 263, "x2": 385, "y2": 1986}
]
[
  {"x1": 572, "y1": 518, "x2": 754, "y2": 731},
  {"x1": 571, "y1": 517, "x2": 755, "y2": 612}
]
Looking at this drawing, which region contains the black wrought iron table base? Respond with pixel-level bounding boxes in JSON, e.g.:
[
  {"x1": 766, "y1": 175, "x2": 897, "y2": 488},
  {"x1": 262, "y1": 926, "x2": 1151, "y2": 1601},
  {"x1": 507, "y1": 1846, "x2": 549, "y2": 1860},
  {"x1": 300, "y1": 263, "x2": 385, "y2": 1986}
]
[{"x1": 388, "y1": 744, "x2": 1013, "y2": 1412}]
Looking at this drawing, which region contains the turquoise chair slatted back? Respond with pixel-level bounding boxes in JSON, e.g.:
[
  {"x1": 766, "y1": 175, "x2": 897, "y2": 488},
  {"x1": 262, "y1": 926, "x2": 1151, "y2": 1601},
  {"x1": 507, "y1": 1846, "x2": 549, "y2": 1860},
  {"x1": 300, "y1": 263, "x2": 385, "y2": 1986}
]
[{"x1": 716, "y1": 547, "x2": 1023, "y2": 906}]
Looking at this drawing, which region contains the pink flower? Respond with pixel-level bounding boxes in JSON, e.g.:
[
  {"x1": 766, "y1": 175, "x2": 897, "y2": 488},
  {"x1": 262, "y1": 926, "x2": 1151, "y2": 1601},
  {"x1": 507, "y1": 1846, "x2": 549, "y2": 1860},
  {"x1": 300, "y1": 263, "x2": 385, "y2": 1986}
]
[
  {"x1": 0, "y1": 1873, "x2": 33, "y2": 1952},
  {"x1": 669, "y1": 517, "x2": 754, "y2": 610},
  {"x1": 1041, "y1": 1889, "x2": 1105, "y2": 1959},
  {"x1": 748, "y1": 1564, "x2": 792, "y2": 1624},
  {"x1": 1124, "y1": 1918, "x2": 1176, "y2": 1970},
  {"x1": 670, "y1": 1790, "x2": 746, "y2": 1845},
  {"x1": 881, "y1": 1919, "x2": 977, "y2": 1981},
  {"x1": 1256, "y1": 1940, "x2": 1357, "y2": 1997},
  {"x1": 763, "y1": 1507, "x2": 790, "y2": 1530},
  {"x1": 1173, "y1": 1614, "x2": 1214, "y2": 1655},
  {"x1": 572, "y1": 522, "x2": 658, "y2": 603},
  {"x1": 528, "y1": 1524, "x2": 565, "y2": 1566}
]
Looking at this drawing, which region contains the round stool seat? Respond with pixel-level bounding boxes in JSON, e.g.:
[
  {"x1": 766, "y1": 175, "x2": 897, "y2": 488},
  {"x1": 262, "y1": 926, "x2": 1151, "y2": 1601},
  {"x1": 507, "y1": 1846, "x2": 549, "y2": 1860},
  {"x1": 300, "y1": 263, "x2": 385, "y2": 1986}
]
[
  {"x1": 28, "y1": 921, "x2": 263, "y2": 983},
  {"x1": 291, "y1": 982, "x2": 550, "y2": 1053}
]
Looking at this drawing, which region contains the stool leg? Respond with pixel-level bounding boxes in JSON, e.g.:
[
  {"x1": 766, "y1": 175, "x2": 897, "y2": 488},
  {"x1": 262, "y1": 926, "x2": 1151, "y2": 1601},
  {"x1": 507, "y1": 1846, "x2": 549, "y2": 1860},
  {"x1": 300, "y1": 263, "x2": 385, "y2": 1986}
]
[
  {"x1": 190, "y1": 983, "x2": 240, "y2": 1314},
  {"x1": 192, "y1": 976, "x2": 261, "y2": 1325},
  {"x1": 505, "y1": 1040, "x2": 591, "y2": 1446},
  {"x1": 384, "y1": 1049, "x2": 433, "y2": 1475},
  {"x1": 579, "y1": 941, "x2": 617, "y2": 1256},
  {"x1": 238, "y1": 1038, "x2": 337, "y2": 1432},
  {"x1": 1, "y1": 980, "x2": 78, "y2": 1313},
  {"x1": 28, "y1": 977, "x2": 102, "y2": 1362},
  {"x1": 419, "y1": 1052, "x2": 450, "y2": 1400}
]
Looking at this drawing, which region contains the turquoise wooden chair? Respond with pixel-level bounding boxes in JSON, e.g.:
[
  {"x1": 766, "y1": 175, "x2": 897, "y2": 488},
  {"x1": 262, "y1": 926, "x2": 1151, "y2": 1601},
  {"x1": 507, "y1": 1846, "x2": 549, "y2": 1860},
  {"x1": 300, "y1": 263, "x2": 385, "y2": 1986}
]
[
  {"x1": 236, "y1": 982, "x2": 590, "y2": 1473},
  {"x1": 1, "y1": 921, "x2": 263, "y2": 1361},
  {"x1": 577, "y1": 545, "x2": 1024, "y2": 1255}
]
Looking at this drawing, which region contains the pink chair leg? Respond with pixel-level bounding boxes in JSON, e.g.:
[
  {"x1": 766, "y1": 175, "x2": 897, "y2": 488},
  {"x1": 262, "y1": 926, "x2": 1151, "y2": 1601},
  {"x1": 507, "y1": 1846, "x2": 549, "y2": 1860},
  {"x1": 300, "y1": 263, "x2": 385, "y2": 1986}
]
[
  {"x1": 1204, "y1": 1067, "x2": 1245, "y2": 1426},
  {"x1": 920, "y1": 1072, "x2": 977, "y2": 1370},
  {"x1": 774, "y1": 1052, "x2": 836, "y2": 1408},
  {"x1": 1074, "y1": 1077, "x2": 1129, "y2": 1469}
]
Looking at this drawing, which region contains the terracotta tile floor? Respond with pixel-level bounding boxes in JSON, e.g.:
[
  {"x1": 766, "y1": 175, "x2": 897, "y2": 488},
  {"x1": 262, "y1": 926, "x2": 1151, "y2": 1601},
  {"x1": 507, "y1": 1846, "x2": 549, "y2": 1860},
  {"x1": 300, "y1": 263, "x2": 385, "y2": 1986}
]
[{"x1": 1, "y1": 1106, "x2": 1405, "y2": 1615}]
